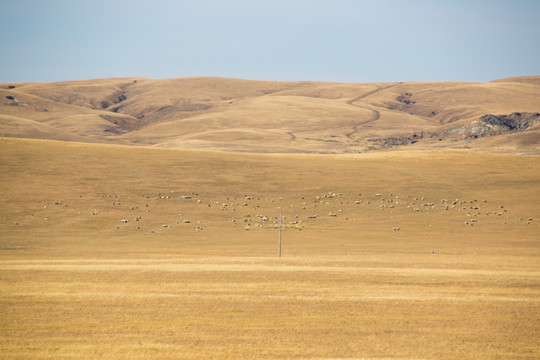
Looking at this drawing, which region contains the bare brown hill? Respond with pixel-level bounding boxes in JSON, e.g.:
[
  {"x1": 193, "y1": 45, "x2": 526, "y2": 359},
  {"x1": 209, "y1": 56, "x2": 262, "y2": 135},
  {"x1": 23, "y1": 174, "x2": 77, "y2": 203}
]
[{"x1": 2, "y1": 76, "x2": 539, "y2": 153}]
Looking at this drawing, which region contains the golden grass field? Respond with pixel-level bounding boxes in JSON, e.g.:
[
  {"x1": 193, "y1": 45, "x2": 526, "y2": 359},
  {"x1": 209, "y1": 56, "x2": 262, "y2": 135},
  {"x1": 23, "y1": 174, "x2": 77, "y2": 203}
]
[{"x1": 1, "y1": 136, "x2": 539, "y2": 359}]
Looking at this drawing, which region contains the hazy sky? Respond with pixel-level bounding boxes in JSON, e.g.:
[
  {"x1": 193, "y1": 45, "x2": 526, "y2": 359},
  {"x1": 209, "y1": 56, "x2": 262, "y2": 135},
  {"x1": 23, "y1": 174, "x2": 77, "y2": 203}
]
[{"x1": 1, "y1": 0, "x2": 539, "y2": 83}]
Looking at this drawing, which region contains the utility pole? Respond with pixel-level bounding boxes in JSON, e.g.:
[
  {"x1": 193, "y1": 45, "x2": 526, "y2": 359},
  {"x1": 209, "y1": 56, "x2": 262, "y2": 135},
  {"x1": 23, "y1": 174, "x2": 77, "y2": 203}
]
[{"x1": 278, "y1": 212, "x2": 282, "y2": 258}]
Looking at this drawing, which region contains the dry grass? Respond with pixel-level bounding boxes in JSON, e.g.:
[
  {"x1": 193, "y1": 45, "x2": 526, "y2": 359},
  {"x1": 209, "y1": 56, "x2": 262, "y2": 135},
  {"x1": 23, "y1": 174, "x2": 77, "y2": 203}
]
[
  {"x1": 2, "y1": 76, "x2": 540, "y2": 153},
  {"x1": 1, "y1": 137, "x2": 539, "y2": 359},
  {"x1": 2, "y1": 257, "x2": 538, "y2": 359}
]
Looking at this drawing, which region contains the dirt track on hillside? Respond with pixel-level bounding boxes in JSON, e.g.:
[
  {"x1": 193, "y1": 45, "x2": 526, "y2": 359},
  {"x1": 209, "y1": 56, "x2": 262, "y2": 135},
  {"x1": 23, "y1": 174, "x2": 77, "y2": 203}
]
[{"x1": 345, "y1": 84, "x2": 398, "y2": 140}]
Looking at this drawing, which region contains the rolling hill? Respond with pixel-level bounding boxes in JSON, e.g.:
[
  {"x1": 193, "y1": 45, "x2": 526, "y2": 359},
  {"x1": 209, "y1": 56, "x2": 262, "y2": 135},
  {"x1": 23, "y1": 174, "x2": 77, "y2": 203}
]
[
  {"x1": 1, "y1": 75, "x2": 539, "y2": 359},
  {"x1": 2, "y1": 76, "x2": 539, "y2": 153}
]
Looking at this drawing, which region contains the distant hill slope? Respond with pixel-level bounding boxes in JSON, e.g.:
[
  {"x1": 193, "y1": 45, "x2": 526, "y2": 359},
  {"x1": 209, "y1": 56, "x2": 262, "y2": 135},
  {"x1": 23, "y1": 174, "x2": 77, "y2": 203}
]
[{"x1": 1, "y1": 76, "x2": 539, "y2": 153}]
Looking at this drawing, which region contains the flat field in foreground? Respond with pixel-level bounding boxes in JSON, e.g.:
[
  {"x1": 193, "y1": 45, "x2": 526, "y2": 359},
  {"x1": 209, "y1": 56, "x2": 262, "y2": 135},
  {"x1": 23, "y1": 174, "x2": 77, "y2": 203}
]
[{"x1": 1, "y1": 138, "x2": 539, "y2": 359}]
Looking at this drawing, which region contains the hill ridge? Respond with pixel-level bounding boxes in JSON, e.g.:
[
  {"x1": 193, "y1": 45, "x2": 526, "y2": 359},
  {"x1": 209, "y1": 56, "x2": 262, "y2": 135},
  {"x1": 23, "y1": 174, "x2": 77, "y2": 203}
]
[{"x1": 2, "y1": 76, "x2": 539, "y2": 153}]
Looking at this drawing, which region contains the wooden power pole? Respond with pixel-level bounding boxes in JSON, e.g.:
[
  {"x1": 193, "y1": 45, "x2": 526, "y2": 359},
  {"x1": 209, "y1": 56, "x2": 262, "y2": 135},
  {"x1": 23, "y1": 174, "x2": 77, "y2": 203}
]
[{"x1": 278, "y1": 212, "x2": 282, "y2": 258}]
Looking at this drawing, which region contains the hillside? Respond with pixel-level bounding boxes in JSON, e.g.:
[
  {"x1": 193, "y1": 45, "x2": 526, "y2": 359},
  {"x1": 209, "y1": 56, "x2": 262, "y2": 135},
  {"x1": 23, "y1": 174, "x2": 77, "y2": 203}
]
[
  {"x1": 2, "y1": 76, "x2": 539, "y2": 153},
  {"x1": 1, "y1": 137, "x2": 539, "y2": 359}
]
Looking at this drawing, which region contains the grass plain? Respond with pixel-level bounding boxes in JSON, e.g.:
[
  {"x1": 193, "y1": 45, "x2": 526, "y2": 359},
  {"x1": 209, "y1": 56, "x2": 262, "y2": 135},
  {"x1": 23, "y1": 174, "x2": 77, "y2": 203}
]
[{"x1": 1, "y1": 137, "x2": 539, "y2": 359}]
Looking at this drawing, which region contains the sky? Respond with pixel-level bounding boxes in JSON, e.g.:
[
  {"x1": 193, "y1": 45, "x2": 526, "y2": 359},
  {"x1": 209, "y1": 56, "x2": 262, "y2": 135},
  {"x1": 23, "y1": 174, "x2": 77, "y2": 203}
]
[{"x1": 1, "y1": 0, "x2": 539, "y2": 83}]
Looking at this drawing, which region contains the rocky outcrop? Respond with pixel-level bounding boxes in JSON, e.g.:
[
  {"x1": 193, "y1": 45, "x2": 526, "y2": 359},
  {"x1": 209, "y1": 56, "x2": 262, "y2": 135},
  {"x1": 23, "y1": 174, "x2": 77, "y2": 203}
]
[
  {"x1": 368, "y1": 112, "x2": 540, "y2": 150},
  {"x1": 441, "y1": 112, "x2": 539, "y2": 139}
]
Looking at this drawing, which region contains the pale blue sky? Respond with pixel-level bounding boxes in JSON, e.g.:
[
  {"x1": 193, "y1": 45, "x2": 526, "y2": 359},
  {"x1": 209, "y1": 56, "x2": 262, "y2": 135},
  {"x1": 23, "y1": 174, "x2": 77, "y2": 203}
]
[{"x1": 1, "y1": 0, "x2": 539, "y2": 83}]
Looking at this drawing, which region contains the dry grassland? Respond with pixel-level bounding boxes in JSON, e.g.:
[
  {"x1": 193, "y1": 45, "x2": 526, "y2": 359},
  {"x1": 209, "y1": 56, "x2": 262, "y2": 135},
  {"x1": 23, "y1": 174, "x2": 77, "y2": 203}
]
[
  {"x1": 2, "y1": 76, "x2": 539, "y2": 154},
  {"x1": 1, "y1": 137, "x2": 539, "y2": 359}
]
